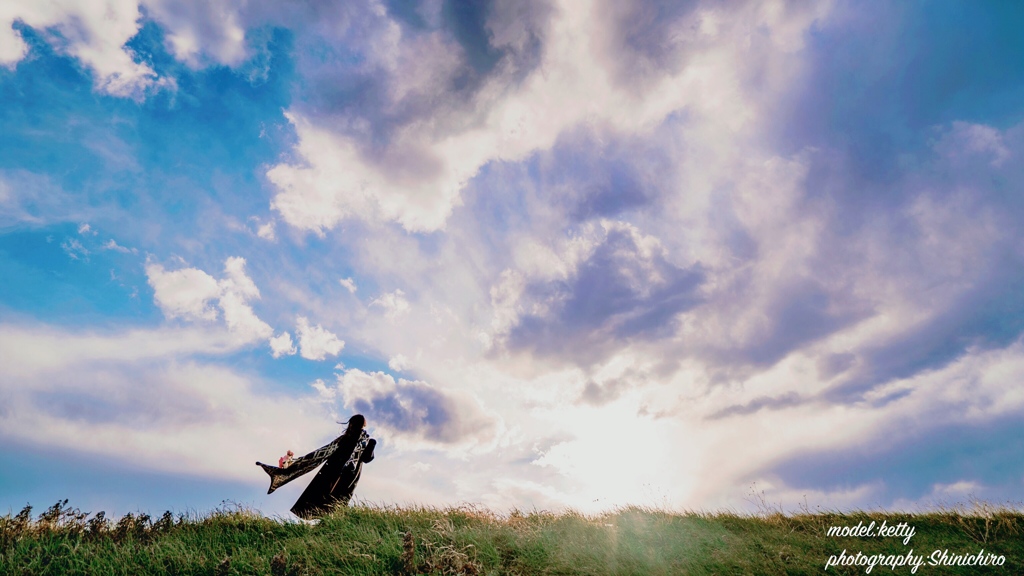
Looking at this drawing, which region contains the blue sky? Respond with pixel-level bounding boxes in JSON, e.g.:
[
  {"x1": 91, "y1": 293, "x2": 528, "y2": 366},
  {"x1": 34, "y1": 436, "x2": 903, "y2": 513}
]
[{"x1": 2, "y1": 0, "x2": 1024, "y2": 518}]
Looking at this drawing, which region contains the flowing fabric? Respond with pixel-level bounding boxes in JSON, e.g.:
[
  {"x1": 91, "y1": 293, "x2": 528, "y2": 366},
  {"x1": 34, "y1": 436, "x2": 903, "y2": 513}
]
[
  {"x1": 344, "y1": 431, "x2": 371, "y2": 469},
  {"x1": 256, "y1": 430, "x2": 369, "y2": 494}
]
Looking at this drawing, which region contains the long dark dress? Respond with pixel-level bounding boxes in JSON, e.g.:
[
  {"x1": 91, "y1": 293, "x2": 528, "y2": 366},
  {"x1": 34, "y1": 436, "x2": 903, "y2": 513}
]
[{"x1": 290, "y1": 437, "x2": 376, "y2": 519}]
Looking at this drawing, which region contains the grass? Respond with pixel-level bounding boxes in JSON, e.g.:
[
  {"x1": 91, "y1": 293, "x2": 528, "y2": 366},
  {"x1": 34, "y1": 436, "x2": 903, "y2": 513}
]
[{"x1": 1, "y1": 499, "x2": 1022, "y2": 575}]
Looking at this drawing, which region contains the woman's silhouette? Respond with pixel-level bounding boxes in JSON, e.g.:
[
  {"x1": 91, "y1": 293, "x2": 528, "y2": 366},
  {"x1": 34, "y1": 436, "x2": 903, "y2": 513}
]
[{"x1": 256, "y1": 414, "x2": 377, "y2": 519}]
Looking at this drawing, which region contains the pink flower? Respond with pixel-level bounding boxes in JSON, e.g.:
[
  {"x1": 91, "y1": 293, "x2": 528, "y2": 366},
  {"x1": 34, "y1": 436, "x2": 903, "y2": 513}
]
[{"x1": 278, "y1": 450, "x2": 295, "y2": 468}]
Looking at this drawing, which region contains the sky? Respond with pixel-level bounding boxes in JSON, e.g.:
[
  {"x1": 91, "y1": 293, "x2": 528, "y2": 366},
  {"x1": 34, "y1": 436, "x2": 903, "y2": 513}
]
[{"x1": 2, "y1": 0, "x2": 1024, "y2": 519}]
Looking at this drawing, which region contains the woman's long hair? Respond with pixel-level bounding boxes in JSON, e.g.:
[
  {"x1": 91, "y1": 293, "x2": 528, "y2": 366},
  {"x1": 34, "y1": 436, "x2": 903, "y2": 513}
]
[{"x1": 339, "y1": 414, "x2": 366, "y2": 440}]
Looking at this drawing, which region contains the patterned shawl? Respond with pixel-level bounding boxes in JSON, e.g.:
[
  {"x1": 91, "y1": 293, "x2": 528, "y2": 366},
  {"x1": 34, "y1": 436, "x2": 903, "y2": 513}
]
[{"x1": 256, "y1": 430, "x2": 370, "y2": 494}]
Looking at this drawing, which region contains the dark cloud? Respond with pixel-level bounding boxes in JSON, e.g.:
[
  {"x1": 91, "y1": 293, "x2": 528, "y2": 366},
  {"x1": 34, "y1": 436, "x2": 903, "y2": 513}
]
[
  {"x1": 808, "y1": 124, "x2": 1024, "y2": 398},
  {"x1": 595, "y1": 0, "x2": 701, "y2": 86},
  {"x1": 577, "y1": 373, "x2": 637, "y2": 406},
  {"x1": 706, "y1": 392, "x2": 804, "y2": 420},
  {"x1": 451, "y1": 0, "x2": 550, "y2": 84},
  {"x1": 829, "y1": 258, "x2": 1024, "y2": 401},
  {"x1": 817, "y1": 352, "x2": 856, "y2": 379},
  {"x1": 595, "y1": 0, "x2": 761, "y2": 90},
  {"x1": 707, "y1": 279, "x2": 871, "y2": 371},
  {"x1": 289, "y1": 0, "x2": 551, "y2": 149},
  {"x1": 505, "y1": 224, "x2": 704, "y2": 365},
  {"x1": 342, "y1": 372, "x2": 495, "y2": 444},
  {"x1": 762, "y1": 414, "x2": 1024, "y2": 507},
  {"x1": 774, "y1": 1, "x2": 1024, "y2": 210},
  {"x1": 381, "y1": 0, "x2": 430, "y2": 30},
  {"x1": 537, "y1": 126, "x2": 667, "y2": 222},
  {"x1": 577, "y1": 380, "x2": 625, "y2": 406},
  {"x1": 697, "y1": 40, "x2": 1024, "y2": 381},
  {"x1": 443, "y1": 0, "x2": 505, "y2": 79}
]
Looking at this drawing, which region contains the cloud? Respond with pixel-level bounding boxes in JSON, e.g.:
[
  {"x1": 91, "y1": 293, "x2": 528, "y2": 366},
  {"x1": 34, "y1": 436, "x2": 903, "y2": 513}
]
[
  {"x1": 370, "y1": 289, "x2": 410, "y2": 319},
  {"x1": 493, "y1": 221, "x2": 703, "y2": 365},
  {"x1": 140, "y1": 0, "x2": 249, "y2": 68},
  {"x1": 269, "y1": 332, "x2": 297, "y2": 358},
  {"x1": 706, "y1": 392, "x2": 804, "y2": 420},
  {"x1": 339, "y1": 277, "x2": 357, "y2": 294},
  {"x1": 0, "y1": 170, "x2": 99, "y2": 229},
  {"x1": 295, "y1": 316, "x2": 345, "y2": 360},
  {"x1": 764, "y1": 414, "x2": 1024, "y2": 508},
  {"x1": 220, "y1": 256, "x2": 261, "y2": 300},
  {"x1": 336, "y1": 368, "x2": 497, "y2": 446},
  {"x1": 0, "y1": 323, "x2": 248, "y2": 377},
  {"x1": 388, "y1": 354, "x2": 409, "y2": 372},
  {"x1": 218, "y1": 289, "x2": 273, "y2": 342},
  {"x1": 310, "y1": 377, "x2": 335, "y2": 400},
  {"x1": 102, "y1": 239, "x2": 136, "y2": 254},
  {"x1": 146, "y1": 261, "x2": 221, "y2": 321},
  {"x1": 533, "y1": 126, "x2": 665, "y2": 223},
  {"x1": 592, "y1": 0, "x2": 714, "y2": 86},
  {"x1": 1, "y1": 1, "x2": 168, "y2": 97},
  {"x1": 0, "y1": 323, "x2": 341, "y2": 483},
  {"x1": 937, "y1": 122, "x2": 1012, "y2": 167},
  {"x1": 60, "y1": 237, "x2": 89, "y2": 261},
  {"x1": 260, "y1": 0, "x2": 554, "y2": 232},
  {"x1": 145, "y1": 257, "x2": 273, "y2": 344},
  {"x1": 577, "y1": 371, "x2": 642, "y2": 407},
  {"x1": 256, "y1": 221, "x2": 276, "y2": 241}
]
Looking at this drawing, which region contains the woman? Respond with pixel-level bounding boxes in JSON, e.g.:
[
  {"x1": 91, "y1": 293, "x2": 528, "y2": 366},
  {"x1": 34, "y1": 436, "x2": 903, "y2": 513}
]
[{"x1": 256, "y1": 414, "x2": 377, "y2": 519}]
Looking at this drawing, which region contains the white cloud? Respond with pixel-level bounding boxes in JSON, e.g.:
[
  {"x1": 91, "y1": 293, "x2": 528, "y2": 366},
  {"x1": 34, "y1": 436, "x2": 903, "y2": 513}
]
[
  {"x1": 247, "y1": 215, "x2": 277, "y2": 240},
  {"x1": 102, "y1": 239, "x2": 136, "y2": 254},
  {"x1": 146, "y1": 262, "x2": 221, "y2": 321},
  {"x1": 0, "y1": 0, "x2": 167, "y2": 97},
  {"x1": 336, "y1": 368, "x2": 398, "y2": 401},
  {"x1": 388, "y1": 354, "x2": 409, "y2": 372},
  {"x1": 256, "y1": 221, "x2": 276, "y2": 241},
  {"x1": 295, "y1": 316, "x2": 345, "y2": 360},
  {"x1": 146, "y1": 257, "x2": 274, "y2": 345},
  {"x1": 339, "y1": 277, "x2": 357, "y2": 294},
  {"x1": 267, "y1": 112, "x2": 470, "y2": 234},
  {"x1": 60, "y1": 237, "x2": 89, "y2": 261},
  {"x1": 310, "y1": 377, "x2": 335, "y2": 399},
  {"x1": 219, "y1": 256, "x2": 261, "y2": 300},
  {"x1": 218, "y1": 290, "x2": 273, "y2": 342},
  {"x1": 370, "y1": 289, "x2": 410, "y2": 319},
  {"x1": 0, "y1": 323, "x2": 248, "y2": 379},
  {"x1": 269, "y1": 331, "x2": 297, "y2": 358},
  {"x1": 77, "y1": 223, "x2": 94, "y2": 235},
  {"x1": 936, "y1": 121, "x2": 1011, "y2": 167},
  {"x1": 215, "y1": 257, "x2": 273, "y2": 343},
  {"x1": 140, "y1": 0, "x2": 249, "y2": 68}
]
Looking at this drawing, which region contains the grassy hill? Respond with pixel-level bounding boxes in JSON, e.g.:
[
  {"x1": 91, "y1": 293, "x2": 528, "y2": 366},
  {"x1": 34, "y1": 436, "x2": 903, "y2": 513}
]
[{"x1": 1, "y1": 499, "x2": 1021, "y2": 575}]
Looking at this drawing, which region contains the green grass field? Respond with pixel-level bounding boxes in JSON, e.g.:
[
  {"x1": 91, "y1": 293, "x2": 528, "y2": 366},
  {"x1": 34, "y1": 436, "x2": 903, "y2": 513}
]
[{"x1": 1, "y1": 499, "x2": 1021, "y2": 575}]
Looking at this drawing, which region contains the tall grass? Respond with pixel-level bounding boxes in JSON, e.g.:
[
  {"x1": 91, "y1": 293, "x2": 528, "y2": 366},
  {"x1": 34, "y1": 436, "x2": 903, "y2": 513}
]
[{"x1": 1, "y1": 499, "x2": 1022, "y2": 575}]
